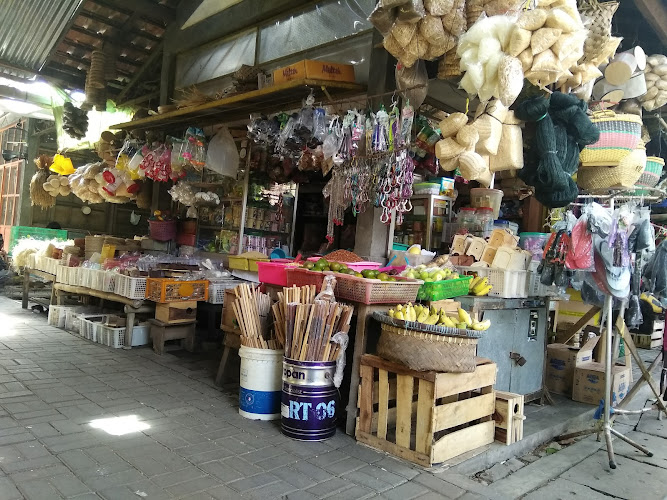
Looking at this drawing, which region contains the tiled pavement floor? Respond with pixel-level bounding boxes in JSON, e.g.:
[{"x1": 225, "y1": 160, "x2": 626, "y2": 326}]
[{"x1": 0, "y1": 297, "x2": 503, "y2": 500}]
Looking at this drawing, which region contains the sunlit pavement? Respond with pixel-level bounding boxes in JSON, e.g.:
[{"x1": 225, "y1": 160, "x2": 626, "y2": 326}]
[{"x1": 0, "y1": 296, "x2": 502, "y2": 500}]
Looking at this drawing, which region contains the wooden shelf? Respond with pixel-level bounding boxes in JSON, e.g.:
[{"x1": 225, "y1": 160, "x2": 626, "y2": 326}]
[{"x1": 110, "y1": 79, "x2": 365, "y2": 131}]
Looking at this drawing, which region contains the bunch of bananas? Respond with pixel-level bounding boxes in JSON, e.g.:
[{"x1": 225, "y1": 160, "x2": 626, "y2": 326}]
[
  {"x1": 468, "y1": 276, "x2": 493, "y2": 296},
  {"x1": 387, "y1": 304, "x2": 491, "y2": 331}
]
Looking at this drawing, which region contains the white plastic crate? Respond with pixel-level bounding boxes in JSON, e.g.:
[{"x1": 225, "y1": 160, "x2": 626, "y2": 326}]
[
  {"x1": 55, "y1": 265, "x2": 68, "y2": 284},
  {"x1": 208, "y1": 281, "x2": 239, "y2": 304},
  {"x1": 458, "y1": 266, "x2": 528, "y2": 299},
  {"x1": 79, "y1": 268, "x2": 94, "y2": 288},
  {"x1": 67, "y1": 267, "x2": 81, "y2": 286},
  {"x1": 102, "y1": 272, "x2": 117, "y2": 293},
  {"x1": 114, "y1": 275, "x2": 147, "y2": 299},
  {"x1": 79, "y1": 314, "x2": 105, "y2": 341},
  {"x1": 99, "y1": 324, "x2": 149, "y2": 348},
  {"x1": 47, "y1": 306, "x2": 69, "y2": 328},
  {"x1": 64, "y1": 307, "x2": 101, "y2": 333},
  {"x1": 43, "y1": 257, "x2": 59, "y2": 275}
]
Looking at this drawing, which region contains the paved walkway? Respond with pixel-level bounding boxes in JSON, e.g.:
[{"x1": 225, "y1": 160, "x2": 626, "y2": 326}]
[{"x1": 0, "y1": 295, "x2": 664, "y2": 499}]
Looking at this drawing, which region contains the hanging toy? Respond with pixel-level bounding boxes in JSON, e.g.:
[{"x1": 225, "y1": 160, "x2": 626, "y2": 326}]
[{"x1": 49, "y1": 154, "x2": 75, "y2": 175}]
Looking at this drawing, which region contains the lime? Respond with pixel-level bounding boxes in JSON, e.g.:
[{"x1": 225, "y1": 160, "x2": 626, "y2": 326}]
[
  {"x1": 330, "y1": 262, "x2": 342, "y2": 272},
  {"x1": 388, "y1": 277, "x2": 397, "y2": 282},
  {"x1": 317, "y1": 258, "x2": 328, "y2": 266},
  {"x1": 304, "y1": 262, "x2": 315, "y2": 270},
  {"x1": 355, "y1": 272, "x2": 363, "y2": 278},
  {"x1": 339, "y1": 264, "x2": 348, "y2": 271},
  {"x1": 377, "y1": 273, "x2": 389, "y2": 281}
]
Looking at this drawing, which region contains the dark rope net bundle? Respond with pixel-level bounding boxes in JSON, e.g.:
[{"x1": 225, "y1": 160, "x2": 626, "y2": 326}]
[{"x1": 516, "y1": 92, "x2": 600, "y2": 208}]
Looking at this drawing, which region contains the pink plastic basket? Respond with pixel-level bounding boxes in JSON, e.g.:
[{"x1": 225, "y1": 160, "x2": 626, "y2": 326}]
[
  {"x1": 257, "y1": 261, "x2": 298, "y2": 287},
  {"x1": 331, "y1": 272, "x2": 422, "y2": 304},
  {"x1": 149, "y1": 220, "x2": 176, "y2": 241}
]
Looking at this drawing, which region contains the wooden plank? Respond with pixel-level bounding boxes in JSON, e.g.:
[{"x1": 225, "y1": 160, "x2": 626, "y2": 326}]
[
  {"x1": 377, "y1": 369, "x2": 389, "y2": 440},
  {"x1": 494, "y1": 391, "x2": 524, "y2": 445},
  {"x1": 395, "y1": 374, "x2": 413, "y2": 449},
  {"x1": 357, "y1": 365, "x2": 374, "y2": 434},
  {"x1": 356, "y1": 431, "x2": 431, "y2": 467},
  {"x1": 431, "y1": 420, "x2": 495, "y2": 464},
  {"x1": 371, "y1": 377, "x2": 397, "y2": 404},
  {"x1": 415, "y1": 379, "x2": 435, "y2": 454},
  {"x1": 361, "y1": 355, "x2": 436, "y2": 383},
  {"x1": 371, "y1": 401, "x2": 418, "y2": 432},
  {"x1": 434, "y1": 363, "x2": 497, "y2": 399},
  {"x1": 433, "y1": 392, "x2": 495, "y2": 433}
]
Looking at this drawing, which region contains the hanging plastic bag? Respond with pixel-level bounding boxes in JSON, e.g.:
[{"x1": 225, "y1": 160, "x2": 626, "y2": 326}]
[
  {"x1": 315, "y1": 274, "x2": 337, "y2": 303},
  {"x1": 566, "y1": 216, "x2": 594, "y2": 271},
  {"x1": 206, "y1": 127, "x2": 240, "y2": 178},
  {"x1": 185, "y1": 127, "x2": 207, "y2": 171},
  {"x1": 397, "y1": 0, "x2": 426, "y2": 23},
  {"x1": 396, "y1": 60, "x2": 428, "y2": 109}
]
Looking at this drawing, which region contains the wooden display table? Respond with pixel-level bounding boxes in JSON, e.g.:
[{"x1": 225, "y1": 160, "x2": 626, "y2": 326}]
[
  {"x1": 53, "y1": 283, "x2": 154, "y2": 349},
  {"x1": 148, "y1": 319, "x2": 195, "y2": 355},
  {"x1": 22, "y1": 269, "x2": 55, "y2": 309}
]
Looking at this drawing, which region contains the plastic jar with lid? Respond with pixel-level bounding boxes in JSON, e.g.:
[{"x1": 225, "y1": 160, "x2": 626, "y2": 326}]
[
  {"x1": 476, "y1": 207, "x2": 495, "y2": 238},
  {"x1": 458, "y1": 207, "x2": 477, "y2": 233}
]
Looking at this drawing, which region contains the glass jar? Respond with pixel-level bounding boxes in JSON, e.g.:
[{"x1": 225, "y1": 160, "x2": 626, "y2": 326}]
[
  {"x1": 476, "y1": 207, "x2": 495, "y2": 238},
  {"x1": 458, "y1": 208, "x2": 477, "y2": 233}
]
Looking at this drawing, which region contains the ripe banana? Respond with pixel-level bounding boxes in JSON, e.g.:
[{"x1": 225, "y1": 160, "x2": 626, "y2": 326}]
[
  {"x1": 440, "y1": 313, "x2": 456, "y2": 328},
  {"x1": 473, "y1": 284, "x2": 493, "y2": 296},
  {"x1": 388, "y1": 309, "x2": 395, "y2": 318},
  {"x1": 406, "y1": 305, "x2": 417, "y2": 322},
  {"x1": 413, "y1": 304, "x2": 424, "y2": 316},
  {"x1": 468, "y1": 276, "x2": 481, "y2": 291},
  {"x1": 472, "y1": 277, "x2": 489, "y2": 294},
  {"x1": 458, "y1": 308, "x2": 473, "y2": 327},
  {"x1": 471, "y1": 320, "x2": 491, "y2": 331},
  {"x1": 417, "y1": 309, "x2": 429, "y2": 323},
  {"x1": 395, "y1": 311, "x2": 405, "y2": 320},
  {"x1": 424, "y1": 314, "x2": 439, "y2": 325}
]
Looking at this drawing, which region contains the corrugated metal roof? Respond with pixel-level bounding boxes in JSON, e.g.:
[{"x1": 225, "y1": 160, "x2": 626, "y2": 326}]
[{"x1": 0, "y1": 0, "x2": 83, "y2": 71}]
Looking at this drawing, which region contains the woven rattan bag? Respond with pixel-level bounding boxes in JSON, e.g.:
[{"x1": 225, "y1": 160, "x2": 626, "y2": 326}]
[
  {"x1": 577, "y1": 144, "x2": 647, "y2": 190},
  {"x1": 579, "y1": 0, "x2": 619, "y2": 64},
  {"x1": 579, "y1": 110, "x2": 643, "y2": 166}
]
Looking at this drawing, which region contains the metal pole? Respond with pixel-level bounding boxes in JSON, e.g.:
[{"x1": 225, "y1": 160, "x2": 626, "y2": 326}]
[{"x1": 604, "y1": 293, "x2": 616, "y2": 469}]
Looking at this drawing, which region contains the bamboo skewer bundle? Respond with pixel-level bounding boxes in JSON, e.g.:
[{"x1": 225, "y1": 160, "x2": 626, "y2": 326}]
[
  {"x1": 232, "y1": 284, "x2": 279, "y2": 349},
  {"x1": 278, "y1": 285, "x2": 353, "y2": 362}
]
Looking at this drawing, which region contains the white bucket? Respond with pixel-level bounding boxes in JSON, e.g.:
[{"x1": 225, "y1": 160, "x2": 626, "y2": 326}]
[{"x1": 238, "y1": 346, "x2": 283, "y2": 420}]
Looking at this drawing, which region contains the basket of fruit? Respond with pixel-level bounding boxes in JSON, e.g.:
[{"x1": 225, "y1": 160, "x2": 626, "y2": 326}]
[
  {"x1": 287, "y1": 257, "x2": 354, "y2": 290},
  {"x1": 332, "y1": 270, "x2": 422, "y2": 304},
  {"x1": 373, "y1": 307, "x2": 489, "y2": 372},
  {"x1": 409, "y1": 265, "x2": 473, "y2": 301}
]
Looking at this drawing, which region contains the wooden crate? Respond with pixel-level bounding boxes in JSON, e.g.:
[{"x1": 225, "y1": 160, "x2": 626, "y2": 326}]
[
  {"x1": 632, "y1": 333, "x2": 662, "y2": 349},
  {"x1": 494, "y1": 391, "x2": 525, "y2": 445},
  {"x1": 356, "y1": 354, "x2": 497, "y2": 467}
]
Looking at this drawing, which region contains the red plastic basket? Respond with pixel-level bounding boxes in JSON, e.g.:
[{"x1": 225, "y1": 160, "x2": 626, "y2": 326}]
[
  {"x1": 332, "y1": 273, "x2": 422, "y2": 304},
  {"x1": 286, "y1": 267, "x2": 331, "y2": 291},
  {"x1": 149, "y1": 220, "x2": 176, "y2": 241}
]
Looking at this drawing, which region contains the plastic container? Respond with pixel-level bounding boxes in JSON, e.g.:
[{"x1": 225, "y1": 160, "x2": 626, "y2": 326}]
[
  {"x1": 114, "y1": 275, "x2": 147, "y2": 300},
  {"x1": 281, "y1": 358, "x2": 337, "y2": 440},
  {"x1": 476, "y1": 207, "x2": 495, "y2": 238},
  {"x1": 228, "y1": 255, "x2": 249, "y2": 271},
  {"x1": 146, "y1": 278, "x2": 209, "y2": 302},
  {"x1": 207, "y1": 280, "x2": 239, "y2": 304},
  {"x1": 286, "y1": 268, "x2": 329, "y2": 291},
  {"x1": 47, "y1": 305, "x2": 70, "y2": 328},
  {"x1": 458, "y1": 267, "x2": 528, "y2": 298},
  {"x1": 257, "y1": 261, "x2": 291, "y2": 286},
  {"x1": 332, "y1": 273, "x2": 422, "y2": 304},
  {"x1": 470, "y1": 188, "x2": 503, "y2": 219},
  {"x1": 305, "y1": 257, "x2": 381, "y2": 273},
  {"x1": 148, "y1": 220, "x2": 176, "y2": 241},
  {"x1": 413, "y1": 182, "x2": 441, "y2": 195},
  {"x1": 239, "y1": 346, "x2": 283, "y2": 421},
  {"x1": 457, "y1": 207, "x2": 477, "y2": 233},
  {"x1": 493, "y1": 220, "x2": 519, "y2": 236},
  {"x1": 99, "y1": 324, "x2": 150, "y2": 348},
  {"x1": 519, "y1": 232, "x2": 551, "y2": 261},
  {"x1": 9, "y1": 226, "x2": 67, "y2": 254},
  {"x1": 416, "y1": 276, "x2": 473, "y2": 301}
]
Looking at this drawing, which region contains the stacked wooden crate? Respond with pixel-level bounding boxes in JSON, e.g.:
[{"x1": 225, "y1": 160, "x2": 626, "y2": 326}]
[{"x1": 355, "y1": 355, "x2": 497, "y2": 467}]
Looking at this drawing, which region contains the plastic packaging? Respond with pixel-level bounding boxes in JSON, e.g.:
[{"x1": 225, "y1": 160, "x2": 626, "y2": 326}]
[
  {"x1": 396, "y1": 61, "x2": 428, "y2": 108},
  {"x1": 206, "y1": 127, "x2": 240, "y2": 178}
]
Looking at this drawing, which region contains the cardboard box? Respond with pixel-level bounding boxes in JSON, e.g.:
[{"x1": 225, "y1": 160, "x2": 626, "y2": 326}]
[
  {"x1": 273, "y1": 59, "x2": 355, "y2": 84},
  {"x1": 155, "y1": 301, "x2": 197, "y2": 325},
  {"x1": 572, "y1": 361, "x2": 631, "y2": 405},
  {"x1": 555, "y1": 289, "x2": 601, "y2": 330},
  {"x1": 546, "y1": 336, "x2": 598, "y2": 395}
]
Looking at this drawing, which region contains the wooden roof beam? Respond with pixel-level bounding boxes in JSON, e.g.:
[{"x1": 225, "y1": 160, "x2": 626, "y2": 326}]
[
  {"x1": 635, "y1": 0, "x2": 667, "y2": 46},
  {"x1": 78, "y1": 10, "x2": 162, "y2": 43},
  {"x1": 116, "y1": 42, "x2": 163, "y2": 103},
  {"x1": 68, "y1": 26, "x2": 152, "y2": 55},
  {"x1": 92, "y1": 0, "x2": 175, "y2": 27}
]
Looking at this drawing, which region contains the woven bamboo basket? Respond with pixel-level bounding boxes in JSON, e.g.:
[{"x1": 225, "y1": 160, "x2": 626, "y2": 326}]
[
  {"x1": 636, "y1": 156, "x2": 665, "y2": 187},
  {"x1": 580, "y1": 110, "x2": 643, "y2": 166},
  {"x1": 377, "y1": 323, "x2": 478, "y2": 373},
  {"x1": 577, "y1": 145, "x2": 647, "y2": 191},
  {"x1": 579, "y1": 0, "x2": 619, "y2": 64}
]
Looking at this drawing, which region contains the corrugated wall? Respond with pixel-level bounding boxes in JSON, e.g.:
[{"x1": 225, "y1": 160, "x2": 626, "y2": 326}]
[{"x1": 0, "y1": 0, "x2": 83, "y2": 71}]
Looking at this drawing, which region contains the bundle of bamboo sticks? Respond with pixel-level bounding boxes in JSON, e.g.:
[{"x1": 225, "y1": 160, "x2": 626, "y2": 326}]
[
  {"x1": 274, "y1": 285, "x2": 353, "y2": 362},
  {"x1": 232, "y1": 284, "x2": 278, "y2": 349}
]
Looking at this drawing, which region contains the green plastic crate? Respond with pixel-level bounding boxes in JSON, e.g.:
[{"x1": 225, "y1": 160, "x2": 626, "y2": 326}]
[
  {"x1": 9, "y1": 226, "x2": 67, "y2": 254},
  {"x1": 417, "y1": 276, "x2": 472, "y2": 301}
]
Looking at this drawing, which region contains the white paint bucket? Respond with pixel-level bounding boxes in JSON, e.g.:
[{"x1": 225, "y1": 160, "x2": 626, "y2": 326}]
[{"x1": 239, "y1": 346, "x2": 283, "y2": 420}]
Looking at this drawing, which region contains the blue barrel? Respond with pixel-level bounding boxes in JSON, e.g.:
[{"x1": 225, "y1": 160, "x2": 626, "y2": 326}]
[{"x1": 281, "y1": 358, "x2": 337, "y2": 441}]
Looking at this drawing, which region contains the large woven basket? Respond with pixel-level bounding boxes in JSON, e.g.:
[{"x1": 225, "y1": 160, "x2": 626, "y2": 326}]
[
  {"x1": 577, "y1": 145, "x2": 647, "y2": 190},
  {"x1": 580, "y1": 110, "x2": 643, "y2": 166},
  {"x1": 636, "y1": 156, "x2": 665, "y2": 188},
  {"x1": 377, "y1": 323, "x2": 478, "y2": 373}
]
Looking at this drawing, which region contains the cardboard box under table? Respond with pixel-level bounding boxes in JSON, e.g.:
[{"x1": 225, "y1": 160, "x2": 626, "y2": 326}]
[
  {"x1": 572, "y1": 362, "x2": 631, "y2": 405},
  {"x1": 356, "y1": 355, "x2": 497, "y2": 467},
  {"x1": 546, "y1": 336, "x2": 599, "y2": 395}
]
